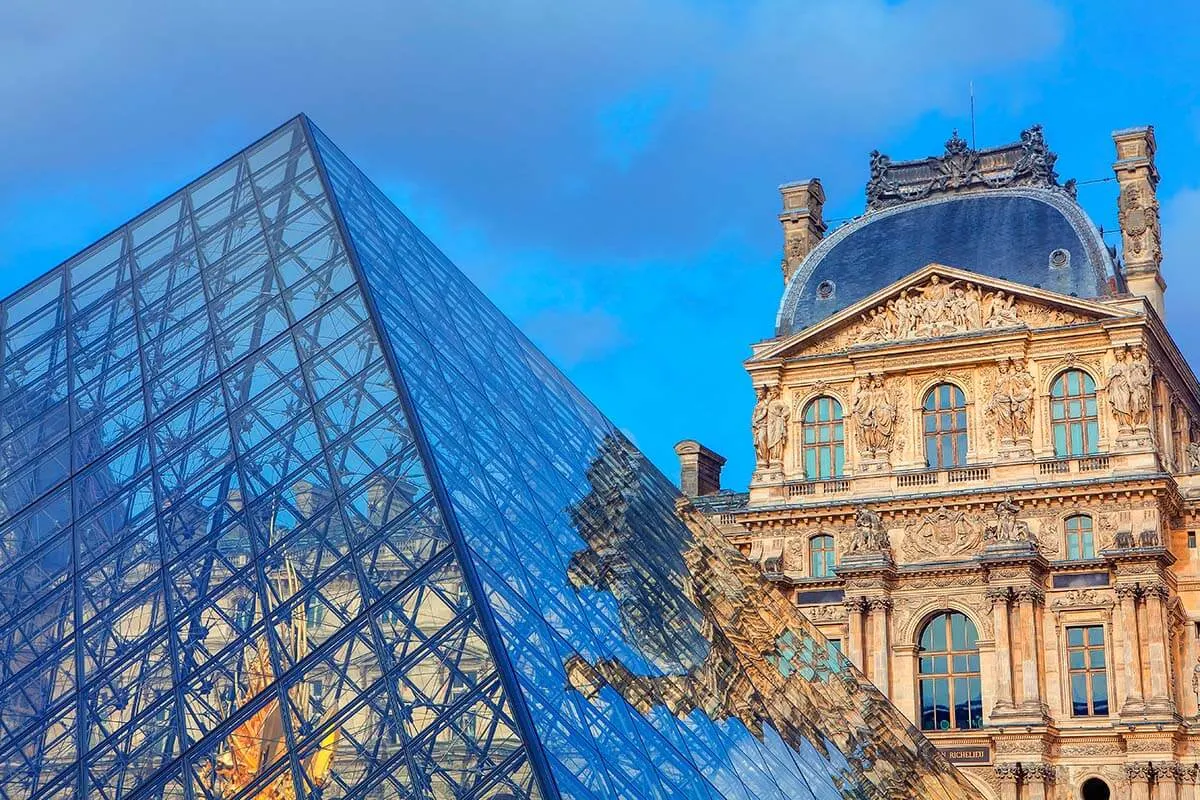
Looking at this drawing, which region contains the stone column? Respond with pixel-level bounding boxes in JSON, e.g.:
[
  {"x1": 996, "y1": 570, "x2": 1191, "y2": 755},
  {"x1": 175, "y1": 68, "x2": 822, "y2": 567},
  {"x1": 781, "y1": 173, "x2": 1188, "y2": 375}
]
[
  {"x1": 995, "y1": 763, "x2": 1021, "y2": 800},
  {"x1": 1022, "y1": 764, "x2": 1053, "y2": 800},
  {"x1": 1143, "y1": 584, "x2": 1173, "y2": 710},
  {"x1": 867, "y1": 597, "x2": 892, "y2": 695},
  {"x1": 1126, "y1": 762, "x2": 1152, "y2": 800},
  {"x1": 1117, "y1": 584, "x2": 1146, "y2": 712},
  {"x1": 1014, "y1": 587, "x2": 1044, "y2": 712},
  {"x1": 843, "y1": 597, "x2": 867, "y2": 672},
  {"x1": 987, "y1": 587, "x2": 1015, "y2": 713},
  {"x1": 1157, "y1": 763, "x2": 1182, "y2": 800},
  {"x1": 1180, "y1": 764, "x2": 1199, "y2": 800}
]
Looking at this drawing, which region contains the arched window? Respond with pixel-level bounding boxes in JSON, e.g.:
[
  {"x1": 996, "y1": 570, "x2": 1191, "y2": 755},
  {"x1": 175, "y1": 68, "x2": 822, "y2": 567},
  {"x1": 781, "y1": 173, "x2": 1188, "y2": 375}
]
[
  {"x1": 1065, "y1": 515, "x2": 1095, "y2": 560},
  {"x1": 923, "y1": 384, "x2": 968, "y2": 468},
  {"x1": 917, "y1": 611, "x2": 982, "y2": 731},
  {"x1": 801, "y1": 397, "x2": 845, "y2": 479},
  {"x1": 1050, "y1": 370, "x2": 1099, "y2": 457},
  {"x1": 809, "y1": 535, "x2": 836, "y2": 578}
]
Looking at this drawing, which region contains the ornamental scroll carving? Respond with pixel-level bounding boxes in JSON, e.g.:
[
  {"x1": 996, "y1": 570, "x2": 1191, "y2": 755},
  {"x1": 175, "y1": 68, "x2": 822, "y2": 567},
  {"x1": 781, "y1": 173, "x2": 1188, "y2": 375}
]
[
  {"x1": 866, "y1": 125, "x2": 1064, "y2": 211},
  {"x1": 902, "y1": 506, "x2": 983, "y2": 561},
  {"x1": 850, "y1": 375, "x2": 897, "y2": 459},
  {"x1": 1119, "y1": 183, "x2": 1162, "y2": 263}
]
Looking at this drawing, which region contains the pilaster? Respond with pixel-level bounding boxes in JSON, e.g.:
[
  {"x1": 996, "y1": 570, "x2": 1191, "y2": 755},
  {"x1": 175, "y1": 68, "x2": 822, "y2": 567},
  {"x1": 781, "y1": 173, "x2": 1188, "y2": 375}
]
[
  {"x1": 981, "y1": 543, "x2": 1049, "y2": 723},
  {"x1": 1126, "y1": 761, "x2": 1152, "y2": 800},
  {"x1": 995, "y1": 763, "x2": 1020, "y2": 800}
]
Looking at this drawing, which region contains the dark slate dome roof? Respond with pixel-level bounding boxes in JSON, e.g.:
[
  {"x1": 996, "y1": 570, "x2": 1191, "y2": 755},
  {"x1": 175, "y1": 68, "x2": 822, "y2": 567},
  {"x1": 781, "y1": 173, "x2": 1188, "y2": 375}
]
[{"x1": 776, "y1": 138, "x2": 1120, "y2": 337}]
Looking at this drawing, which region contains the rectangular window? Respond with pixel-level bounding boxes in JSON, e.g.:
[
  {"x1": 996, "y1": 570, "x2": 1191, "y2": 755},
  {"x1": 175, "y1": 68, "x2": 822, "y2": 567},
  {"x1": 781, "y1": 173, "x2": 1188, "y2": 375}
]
[
  {"x1": 1189, "y1": 531, "x2": 1196, "y2": 548},
  {"x1": 1066, "y1": 625, "x2": 1108, "y2": 716}
]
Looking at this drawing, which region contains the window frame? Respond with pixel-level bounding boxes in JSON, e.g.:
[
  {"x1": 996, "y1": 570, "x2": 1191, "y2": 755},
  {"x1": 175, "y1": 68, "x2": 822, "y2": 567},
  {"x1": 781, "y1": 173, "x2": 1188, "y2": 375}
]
[
  {"x1": 809, "y1": 534, "x2": 836, "y2": 579},
  {"x1": 916, "y1": 610, "x2": 983, "y2": 732},
  {"x1": 1065, "y1": 624, "x2": 1109, "y2": 717},
  {"x1": 800, "y1": 397, "x2": 845, "y2": 479},
  {"x1": 922, "y1": 383, "x2": 969, "y2": 469},
  {"x1": 1065, "y1": 514, "x2": 1096, "y2": 560},
  {"x1": 1050, "y1": 369, "x2": 1100, "y2": 457}
]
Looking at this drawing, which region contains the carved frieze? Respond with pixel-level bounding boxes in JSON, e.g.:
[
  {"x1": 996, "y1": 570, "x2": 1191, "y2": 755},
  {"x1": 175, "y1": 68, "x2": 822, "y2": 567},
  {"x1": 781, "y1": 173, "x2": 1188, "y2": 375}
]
[{"x1": 792, "y1": 275, "x2": 1094, "y2": 356}]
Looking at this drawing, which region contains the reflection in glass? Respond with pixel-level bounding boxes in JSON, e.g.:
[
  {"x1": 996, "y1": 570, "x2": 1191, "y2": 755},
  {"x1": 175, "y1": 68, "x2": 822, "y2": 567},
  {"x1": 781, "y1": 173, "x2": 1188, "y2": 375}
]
[{"x1": 0, "y1": 116, "x2": 980, "y2": 800}]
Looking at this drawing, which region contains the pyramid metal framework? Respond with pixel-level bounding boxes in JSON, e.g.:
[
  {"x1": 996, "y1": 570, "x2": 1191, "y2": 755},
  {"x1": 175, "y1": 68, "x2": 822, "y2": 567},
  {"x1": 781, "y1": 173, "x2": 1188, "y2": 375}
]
[{"x1": 0, "y1": 117, "x2": 981, "y2": 800}]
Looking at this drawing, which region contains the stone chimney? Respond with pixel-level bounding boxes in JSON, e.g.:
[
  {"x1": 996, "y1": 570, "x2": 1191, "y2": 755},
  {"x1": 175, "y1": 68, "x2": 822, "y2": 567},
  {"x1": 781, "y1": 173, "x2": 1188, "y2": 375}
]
[
  {"x1": 1112, "y1": 126, "x2": 1165, "y2": 317},
  {"x1": 674, "y1": 440, "x2": 726, "y2": 497},
  {"x1": 779, "y1": 179, "x2": 826, "y2": 285}
]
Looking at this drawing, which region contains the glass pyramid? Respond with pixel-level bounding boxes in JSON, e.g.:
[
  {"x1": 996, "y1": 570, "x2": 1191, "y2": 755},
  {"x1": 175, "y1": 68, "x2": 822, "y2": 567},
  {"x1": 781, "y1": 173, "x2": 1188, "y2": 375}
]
[{"x1": 0, "y1": 116, "x2": 980, "y2": 800}]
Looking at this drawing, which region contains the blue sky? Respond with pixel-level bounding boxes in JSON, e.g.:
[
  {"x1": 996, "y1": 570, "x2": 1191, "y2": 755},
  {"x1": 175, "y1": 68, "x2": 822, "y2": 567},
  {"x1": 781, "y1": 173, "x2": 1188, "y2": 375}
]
[{"x1": 3, "y1": 0, "x2": 1199, "y2": 489}]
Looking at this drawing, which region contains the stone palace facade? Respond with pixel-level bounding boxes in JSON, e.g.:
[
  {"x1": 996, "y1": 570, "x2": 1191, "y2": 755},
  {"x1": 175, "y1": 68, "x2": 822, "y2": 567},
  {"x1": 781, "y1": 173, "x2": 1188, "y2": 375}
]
[{"x1": 681, "y1": 126, "x2": 1200, "y2": 800}]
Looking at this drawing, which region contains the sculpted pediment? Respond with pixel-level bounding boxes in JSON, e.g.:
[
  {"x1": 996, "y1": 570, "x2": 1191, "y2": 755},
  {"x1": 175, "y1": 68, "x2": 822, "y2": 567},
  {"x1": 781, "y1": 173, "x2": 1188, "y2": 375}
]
[{"x1": 755, "y1": 264, "x2": 1132, "y2": 361}]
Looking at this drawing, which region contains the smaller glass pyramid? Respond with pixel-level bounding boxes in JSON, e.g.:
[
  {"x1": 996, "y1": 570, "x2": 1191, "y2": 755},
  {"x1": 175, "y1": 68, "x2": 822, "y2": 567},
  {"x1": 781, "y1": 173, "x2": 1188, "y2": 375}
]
[{"x1": 0, "y1": 116, "x2": 981, "y2": 799}]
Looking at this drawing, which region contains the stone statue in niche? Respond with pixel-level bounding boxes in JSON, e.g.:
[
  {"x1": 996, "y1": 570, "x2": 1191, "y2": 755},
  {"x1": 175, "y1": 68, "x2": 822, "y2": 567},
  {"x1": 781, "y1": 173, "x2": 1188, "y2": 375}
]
[
  {"x1": 1107, "y1": 348, "x2": 1134, "y2": 432},
  {"x1": 1128, "y1": 345, "x2": 1153, "y2": 429},
  {"x1": 751, "y1": 386, "x2": 771, "y2": 468},
  {"x1": 983, "y1": 498, "x2": 1037, "y2": 546},
  {"x1": 1108, "y1": 346, "x2": 1153, "y2": 433},
  {"x1": 851, "y1": 374, "x2": 897, "y2": 459},
  {"x1": 848, "y1": 505, "x2": 890, "y2": 553},
  {"x1": 986, "y1": 357, "x2": 1035, "y2": 443},
  {"x1": 765, "y1": 386, "x2": 790, "y2": 467}
]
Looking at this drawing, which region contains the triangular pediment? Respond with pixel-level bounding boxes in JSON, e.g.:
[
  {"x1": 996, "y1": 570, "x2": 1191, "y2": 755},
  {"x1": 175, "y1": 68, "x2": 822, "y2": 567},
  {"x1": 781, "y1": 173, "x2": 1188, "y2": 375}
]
[{"x1": 752, "y1": 263, "x2": 1134, "y2": 362}]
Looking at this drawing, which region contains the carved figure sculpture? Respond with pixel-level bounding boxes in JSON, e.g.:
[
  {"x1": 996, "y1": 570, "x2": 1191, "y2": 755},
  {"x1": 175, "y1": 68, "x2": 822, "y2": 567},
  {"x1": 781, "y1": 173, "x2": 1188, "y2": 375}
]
[
  {"x1": 851, "y1": 374, "x2": 897, "y2": 459},
  {"x1": 1139, "y1": 528, "x2": 1161, "y2": 548},
  {"x1": 983, "y1": 290, "x2": 1019, "y2": 328},
  {"x1": 1113, "y1": 529, "x2": 1135, "y2": 549},
  {"x1": 854, "y1": 276, "x2": 1022, "y2": 345},
  {"x1": 1128, "y1": 345, "x2": 1153, "y2": 429},
  {"x1": 983, "y1": 498, "x2": 1036, "y2": 546},
  {"x1": 752, "y1": 386, "x2": 771, "y2": 467},
  {"x1": 987, "y1": 358, "x2": 1035, "y2": 441},
  {"x1": 1107, "y1": 348, "x2": 1134, "y2": 432},
  {"x1": 765, "y1": 386, "x2": 790, "y2": 466},
  {"x1": 1187, "y1": 441, "x2": 1200, "y2": 473},
  {"x1": 849, "y1": 506, "x2": 889, "y2": 552}
]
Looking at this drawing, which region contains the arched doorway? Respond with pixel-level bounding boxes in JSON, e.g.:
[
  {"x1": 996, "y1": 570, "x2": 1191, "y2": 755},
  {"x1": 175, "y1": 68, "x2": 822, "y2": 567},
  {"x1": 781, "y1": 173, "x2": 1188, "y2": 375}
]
[{"x1": 1080, "y1": 777, "x2": 1110, "y2": 800}]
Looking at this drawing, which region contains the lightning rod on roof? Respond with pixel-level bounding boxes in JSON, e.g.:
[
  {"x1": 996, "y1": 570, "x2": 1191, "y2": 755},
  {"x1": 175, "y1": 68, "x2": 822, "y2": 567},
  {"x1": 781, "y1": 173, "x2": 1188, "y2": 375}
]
[{"x1": 969, "y1": 81, "x2": 977, "y2": 149}]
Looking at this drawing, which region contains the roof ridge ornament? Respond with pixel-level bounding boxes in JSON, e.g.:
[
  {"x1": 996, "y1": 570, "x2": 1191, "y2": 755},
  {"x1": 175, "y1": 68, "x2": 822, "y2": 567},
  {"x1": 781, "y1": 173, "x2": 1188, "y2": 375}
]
[{"x1": 865, "y1": 124, "x2": 1069, "y2": 211}]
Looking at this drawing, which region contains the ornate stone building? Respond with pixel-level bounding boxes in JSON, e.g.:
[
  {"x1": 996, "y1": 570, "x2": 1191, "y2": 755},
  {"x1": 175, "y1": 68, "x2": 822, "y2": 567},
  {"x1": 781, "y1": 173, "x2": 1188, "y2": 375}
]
[{"x1": 681, "y1": 125, "x2": 1200, "y2": 799}]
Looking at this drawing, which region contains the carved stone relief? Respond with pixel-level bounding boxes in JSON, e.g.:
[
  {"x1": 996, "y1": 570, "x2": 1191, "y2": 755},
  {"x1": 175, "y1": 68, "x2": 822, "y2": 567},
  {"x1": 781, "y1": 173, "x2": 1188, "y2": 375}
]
[
  {"x1": 792, "y1": 278, "x2": 1093, "y2": 356},
  {"x1": 1107, "y1": 345, "x2": 1154, "y2": 436},
  {"x1": 902, "y1": 506, "x2": 983, "y2": 561},
  {"x1": 1119, "y1": 183, "x2": 1162, "y2": 263},
  {"x1": 850, "y1": 375, "x2": 897, "y2": 462},
  {"x1": 985, "y1": 357, "x2": 1036, "y2": 456}
]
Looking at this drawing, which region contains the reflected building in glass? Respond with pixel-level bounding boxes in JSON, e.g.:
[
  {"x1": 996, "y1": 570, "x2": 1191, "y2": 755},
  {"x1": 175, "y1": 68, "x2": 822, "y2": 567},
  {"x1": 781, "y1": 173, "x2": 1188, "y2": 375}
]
[{"x1": 0, "y1": 116, "x2": 980, "y2": 799}]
